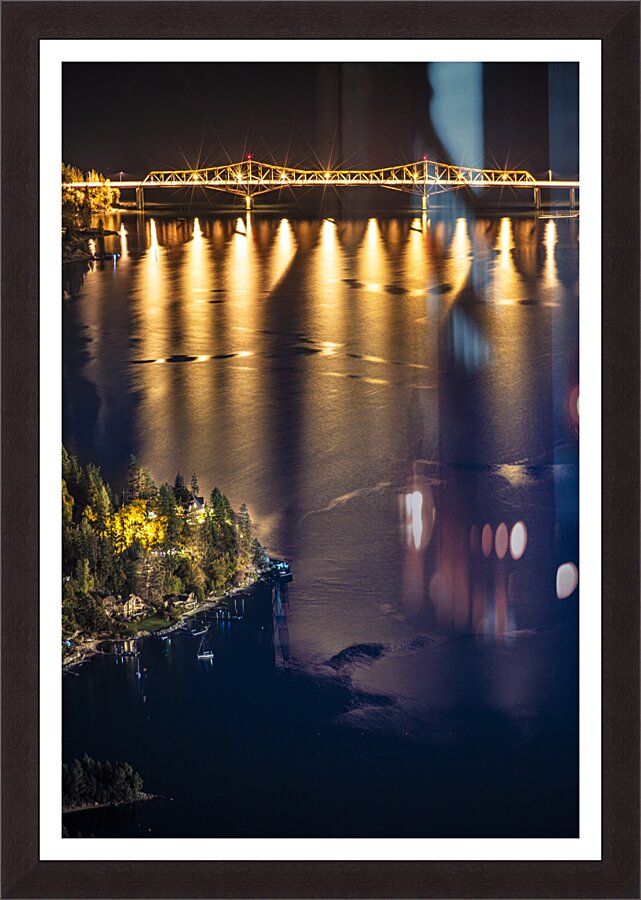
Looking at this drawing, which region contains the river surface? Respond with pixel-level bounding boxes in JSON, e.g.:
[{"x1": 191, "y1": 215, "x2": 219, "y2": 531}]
[{"x1": 63, "y1": 209, "x2": 580, "y2": 838}]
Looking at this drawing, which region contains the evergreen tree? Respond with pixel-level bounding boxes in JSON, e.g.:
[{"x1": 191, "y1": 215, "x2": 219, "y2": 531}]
[
  {"x1": 159, "y1": 483, "x2": 182, "y2": 545},
  {"x1": 173, "y1": 473, "x2": 189, "y2": 503},
  {"x1": 239, "y1": 502, "x2": 251, "y2": 546},
  {"x1": 138, "y1": 468, "x2": 158, "y2": 501},
  {"x1": 158, "y1": 483, "x2": 176, "y2": 517},
  {"x1": 62, "y1": 479, "x2": 74, "y2": 525},
  {"x1": 126, "y1": 455, "x2": 141, "y2": 502},
  {"x1": 190, "y1": 473, "x2": 199, "y2": 497}
]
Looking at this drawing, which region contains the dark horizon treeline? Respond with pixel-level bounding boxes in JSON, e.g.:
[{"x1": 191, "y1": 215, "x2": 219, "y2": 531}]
[
  {"x1": 62, "y1": 446, "x2": 266, "y2": 637},
  {"x1": 62, "y1": 754, "x2": 143, "y2": 810}
]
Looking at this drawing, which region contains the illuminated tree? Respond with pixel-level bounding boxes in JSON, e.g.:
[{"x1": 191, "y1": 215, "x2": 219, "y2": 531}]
[
  {"x1": 61, "y1": 163, "x2": 120, "y2": 223},
  {"x1": 106, "y1": 500, "x2": 168, "y2": 554},
  {"x1": 61, "y1": 164, "x2": 86, "y2": 215}
]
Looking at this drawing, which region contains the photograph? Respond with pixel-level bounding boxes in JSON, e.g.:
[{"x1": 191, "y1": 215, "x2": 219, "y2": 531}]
[{"x1": 59, "y1": 60, "x2": 581, "y2": 840}]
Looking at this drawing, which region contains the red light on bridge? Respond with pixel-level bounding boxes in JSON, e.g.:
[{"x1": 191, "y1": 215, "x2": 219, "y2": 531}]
[{"x1": 247, "y1": 153, "x2": 252, "y2": 159}]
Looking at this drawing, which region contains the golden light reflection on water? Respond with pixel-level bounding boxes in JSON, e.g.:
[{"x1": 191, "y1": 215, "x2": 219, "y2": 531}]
[
  {"x1": 444, "y1": 217, "x2": 472, "y2": 297},
  {"x1": 360, "y1": 217, "x2": 386, "y2": 294},
  {"x1": 269, "y1": 218, "x2": 296, "y2": 289},
  {"x1": 136, "y1": 219, "x2": 166, "y2": 358},
  {"x1": 187, "y1": 218, "x2": 206, "y2": 289},
  {"x1": 227, "y1": 216, "x2": 258, "y2": 316},
  {"x1": 356, "y1": 217, "x2": 394, "y2": 364},
  {"x1": 184, "y1": 218, "x2": 210, "y2": 341},
  {"x1": 491, "y1": 217, "x2": 527, "y2": 304},
  {"x1": 211, "y1": 220, "x2": 225, "y2": 251},
  {"x1": 132, "y1": 219, "x2": 172, "y2": 439},
  {"x1": 542, "y1": 220, "x2": 558, "y2": 290},
  {"x1": 404, "y1": 218, "x2": 430, "y2": 298},
  {"x1": 149, "y1": 218, "x2": 159, "y2": 259},
  {"x1": 319, "y1": 341, "x2": 341, "y2": 357},
  {"x1": 310, "y1": 219, "x2": 345, "y2": 341},
  {"x1": 119, "y1": 224, "x2": 128, "y2": 259}
]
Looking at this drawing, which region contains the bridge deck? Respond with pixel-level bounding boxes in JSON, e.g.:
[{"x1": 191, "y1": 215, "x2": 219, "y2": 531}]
[{"x1": 64, "y1": 157, "x2": 579, "y2": 194}]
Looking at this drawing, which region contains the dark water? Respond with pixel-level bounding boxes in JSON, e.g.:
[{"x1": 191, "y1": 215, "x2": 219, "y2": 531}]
[{"x1": 63, "y1": 210, "x2": 579, "y2": 837}]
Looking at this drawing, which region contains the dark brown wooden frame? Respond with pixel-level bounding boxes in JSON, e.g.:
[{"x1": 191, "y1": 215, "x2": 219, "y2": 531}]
[{"x1": 2, "y1": 3, "x2": 639, "y2": 897}]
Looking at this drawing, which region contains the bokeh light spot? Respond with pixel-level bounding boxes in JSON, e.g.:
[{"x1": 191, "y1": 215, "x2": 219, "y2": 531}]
[
  {"x1": 556, "y1": 562, "x2": 579, "y2": 599},
  {"x1": 510, "y1": 521, "x2": 528, "y2": 560},
  {"x1": 495, "y1": 522, "x2": 508, "y2": 559},
  {"x1": 481, "y1": 523, "x2": 493, "y2": 558}
]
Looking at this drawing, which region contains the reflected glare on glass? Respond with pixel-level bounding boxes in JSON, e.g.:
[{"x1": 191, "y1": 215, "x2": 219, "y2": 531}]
[
  {"x1": 556, "y1": 562, "x2": 579, "y2": 599},
  {"x1": 405, "y1": 491, "x2": 423, "y2": 550},
  {"x1": 569, "y1": 384, "x2": 580, "y2": 432}
]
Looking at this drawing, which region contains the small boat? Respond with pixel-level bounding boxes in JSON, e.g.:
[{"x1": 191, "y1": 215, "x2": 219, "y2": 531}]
[
  {"x1": 191, "y1": 628, "x2": 207, "y2": 637},
  {"x1": 196, "y1": 635, "x2": 214, "y2": 660}
]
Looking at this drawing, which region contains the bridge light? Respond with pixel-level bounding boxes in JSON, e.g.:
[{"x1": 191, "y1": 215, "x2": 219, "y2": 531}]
[
  {"x1": 422, "y1": 155, "x2": 427, "y2": 161},
  {"x1": 324, "y1": 172, "x2": 330, "y2": 180},
  {"x1": 247, "y1": 153, "x2": 252, "y2": 159}
]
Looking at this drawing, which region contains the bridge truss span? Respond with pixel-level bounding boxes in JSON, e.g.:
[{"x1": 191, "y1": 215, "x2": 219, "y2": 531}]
[{"x1": 141, "y1": 158, "x2": 540, "y2": 196}]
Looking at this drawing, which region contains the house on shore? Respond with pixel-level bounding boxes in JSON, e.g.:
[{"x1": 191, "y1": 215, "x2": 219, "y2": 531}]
[{"x1": 101, "y1": 593, "x2": 148, "y2": 620}]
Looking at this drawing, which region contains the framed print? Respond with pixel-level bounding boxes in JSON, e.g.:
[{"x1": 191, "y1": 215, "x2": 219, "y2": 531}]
[{"x1": 2, "y1": 2, "x2": 639, "y2": 898}]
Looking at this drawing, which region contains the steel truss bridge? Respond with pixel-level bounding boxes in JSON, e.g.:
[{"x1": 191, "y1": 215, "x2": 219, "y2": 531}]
[{"x1": 68, "y1": 158, "x2": 579, "y2": 210}]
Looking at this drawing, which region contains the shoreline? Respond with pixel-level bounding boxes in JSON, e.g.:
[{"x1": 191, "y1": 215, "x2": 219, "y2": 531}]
[
  {"x1": 62, "y1": 567, "x2": 271, "y2": 673},
  {"x1": 63, "y1": 791, "x2": 158, "y2": 816}
]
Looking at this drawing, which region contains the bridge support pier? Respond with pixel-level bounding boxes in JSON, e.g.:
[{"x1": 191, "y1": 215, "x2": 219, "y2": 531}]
[
  {"x1": 136, "y1": 186, "x2": 144, "y2": 211},
  {"x1": 533, "y1": 187, "x2": 541, "y2": 211},
  {"x1": 421, "y1": 193, "x2": 428, "y2": 212},
  {"x1": 245, "y1": 194, "x2": 253, "y2": 211},
  {"x1": 569, "y1": 187, "x2": 576, "y2": 210}
]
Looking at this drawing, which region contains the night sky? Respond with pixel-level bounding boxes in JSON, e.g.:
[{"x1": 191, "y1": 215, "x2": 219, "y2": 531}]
[{"x1": 63, "y1": 62, "x2": 579, "y2": 180}]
